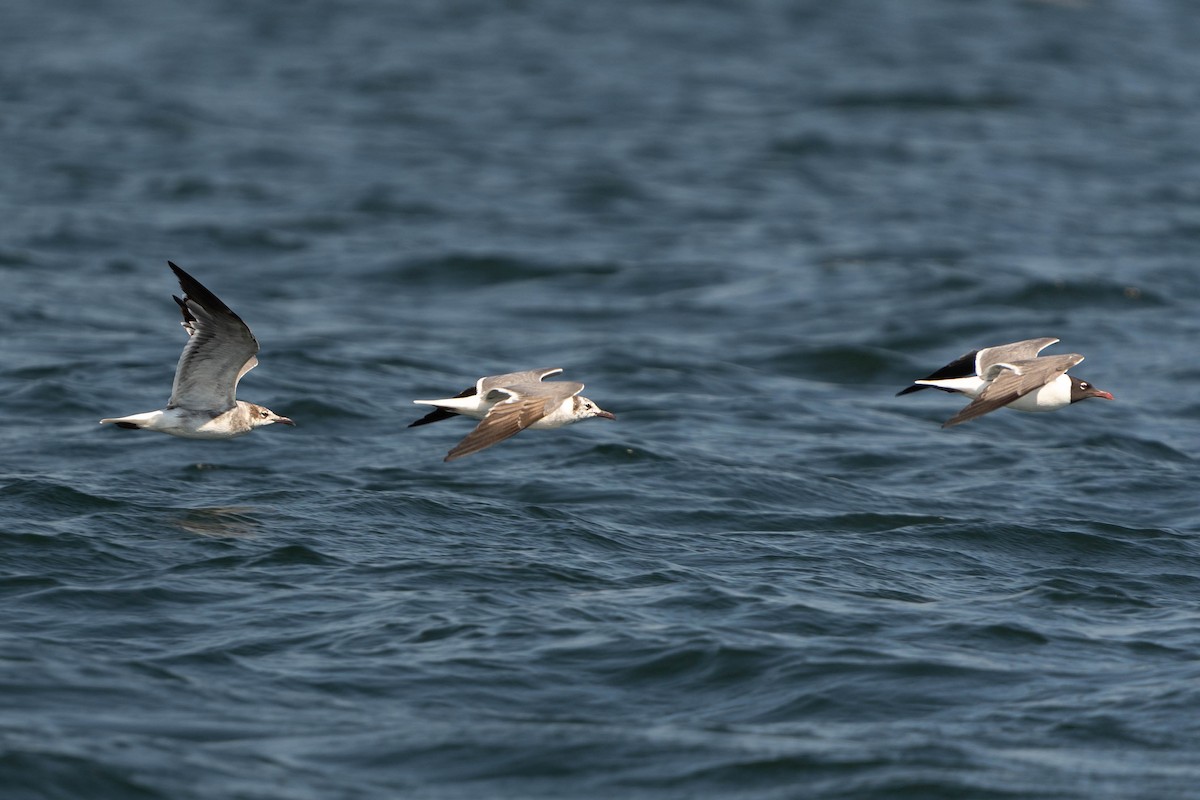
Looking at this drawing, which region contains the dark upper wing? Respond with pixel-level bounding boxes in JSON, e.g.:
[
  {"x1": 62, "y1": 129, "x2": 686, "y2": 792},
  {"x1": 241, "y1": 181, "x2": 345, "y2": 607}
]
[
  {"x1": 443, "y1": 393, "x2": 556, "y2": 461},
  {"x1": 166, "y1": 262, "x2": 260, "y2": 411},
  {"x1": 899, "y1": 338, "x2": 1060, "y2": 397},
  {"x1": 974, "y1": 338, "x2": 1059, "y2": 373},
  {"x1": 896, "y1": 349, "x2": 980, "y2": 396},
  {"x1": 942, "y1": 353, "x2": 1083, "y2": 428},
  {"x1": 478, "y1": 367, "x2": 563, "y2": 394}
]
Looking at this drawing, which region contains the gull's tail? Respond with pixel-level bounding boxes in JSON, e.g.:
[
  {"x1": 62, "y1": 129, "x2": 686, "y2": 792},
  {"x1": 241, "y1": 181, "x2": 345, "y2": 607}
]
[
  {"x1": 99, "y1": 411, "x2": 160, "y2": 430},
  {"x1": 410, "y1": 386, "x2": 479, "y2": 427},
  {"x1": 412, "y1": 394, "x2": 481, "y2": 411}
]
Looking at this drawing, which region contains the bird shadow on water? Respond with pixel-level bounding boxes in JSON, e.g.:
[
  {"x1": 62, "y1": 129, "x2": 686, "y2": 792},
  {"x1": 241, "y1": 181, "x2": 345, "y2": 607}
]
[
  {"x1": 171, "y1": 461, "x2": 284, "y2": 482},
  {"x1": 173, "y1": 505, "x2": 262, "y2": 538}
]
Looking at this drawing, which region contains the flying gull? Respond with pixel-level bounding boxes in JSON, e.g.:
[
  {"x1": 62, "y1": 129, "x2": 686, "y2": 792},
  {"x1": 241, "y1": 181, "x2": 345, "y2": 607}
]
[
  {"x1": 100, "y1": 262, "x2": 294, "y2": 438},
  {"x1": 410, "y1": 367, "x2": 614, "y2": 461},
  {"x1": 898, "y1": 337, "x2": 1113, "y2": 427}
]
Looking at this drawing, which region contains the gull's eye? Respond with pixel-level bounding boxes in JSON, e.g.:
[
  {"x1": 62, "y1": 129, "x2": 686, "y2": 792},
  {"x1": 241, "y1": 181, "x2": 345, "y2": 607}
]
[
  {"x1": 1080, "y1": 382, "x2": 1089, "y2": 389},
  {"x1": 261, "y1": 411, "x2": 269, "y2": 418}
]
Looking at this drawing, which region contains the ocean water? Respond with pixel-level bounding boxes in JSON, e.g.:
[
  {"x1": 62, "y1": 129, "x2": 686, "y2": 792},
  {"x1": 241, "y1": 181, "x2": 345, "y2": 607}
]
[{"x1": 3, "y1": 1, "x2": 1200, "y2": 798}]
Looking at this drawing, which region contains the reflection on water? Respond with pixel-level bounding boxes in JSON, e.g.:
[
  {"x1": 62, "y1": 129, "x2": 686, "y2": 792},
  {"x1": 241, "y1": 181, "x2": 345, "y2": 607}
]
[{"x1": 176, "y1": 506, "x2": 261, "y2": 537}]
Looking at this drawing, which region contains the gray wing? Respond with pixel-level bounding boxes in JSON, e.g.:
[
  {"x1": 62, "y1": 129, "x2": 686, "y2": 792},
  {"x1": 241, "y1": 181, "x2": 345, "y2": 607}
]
[
  {"x1": 974, "y1": 338, "x2": 1059, "y2": 374},
  {"x1": 478, "y1": 367, "x2": 563, "y2": 394},
  {"x1": 174, "y1": 293, "x2": 258, "y2": 382},
  {"x1": 444, "y1": 380, "x2": 582, "y2": 461},
  {"x1": 943, "y1": 353, "x2": 1083, "y2": 428},
  {"x1": 166, "y1": 263, "x2": 260, "y2": 411}
]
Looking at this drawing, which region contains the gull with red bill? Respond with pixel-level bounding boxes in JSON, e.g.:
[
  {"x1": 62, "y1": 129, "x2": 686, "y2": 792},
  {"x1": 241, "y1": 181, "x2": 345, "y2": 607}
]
[{"x1": 898, "y1": 337, "x2": 1113, "y2": 428}]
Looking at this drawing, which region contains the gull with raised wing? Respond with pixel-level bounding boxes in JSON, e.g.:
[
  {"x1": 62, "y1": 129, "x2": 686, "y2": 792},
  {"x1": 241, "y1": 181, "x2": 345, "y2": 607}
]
[
  {"x1": 100, "y1": 262, "x2": 294, "y2": 438},
  {"x1": 897, "y1": 337, "x2": 1112, "y2": 428},
  {"x1": 410, "y1": 368, "x2": 614, "y2": 461}
]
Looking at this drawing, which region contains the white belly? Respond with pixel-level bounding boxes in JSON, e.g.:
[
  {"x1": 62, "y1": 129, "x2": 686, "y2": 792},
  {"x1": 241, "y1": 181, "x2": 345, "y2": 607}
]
[{"x1": 1005, "y1": 373, "x2": 1072, "y2": 412}]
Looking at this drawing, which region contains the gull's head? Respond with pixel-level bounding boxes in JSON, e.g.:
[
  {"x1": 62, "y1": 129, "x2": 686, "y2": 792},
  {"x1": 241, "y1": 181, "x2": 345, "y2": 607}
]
[
  {"x1": 248, "y1": 403, "x2": 295, "y2": 428},
  {"x1": 1070, "y1": 377, "x2": 1114, "y2": 403},
  {"x1": 574, "y1": 395, "x2": 615, "y2": 421}
]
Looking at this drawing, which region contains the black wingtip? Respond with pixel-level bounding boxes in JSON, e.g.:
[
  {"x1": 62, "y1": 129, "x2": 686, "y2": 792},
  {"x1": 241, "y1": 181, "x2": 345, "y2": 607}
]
[
  {"x1": 409, "y1": 408, "x2": 461, "y2": 428},
  {"x1": 896, "y1": 384, "x2": 929, "y2": 396},
  {"x1": 166, "y1": 261, "x2": 239, "y2": 318}
]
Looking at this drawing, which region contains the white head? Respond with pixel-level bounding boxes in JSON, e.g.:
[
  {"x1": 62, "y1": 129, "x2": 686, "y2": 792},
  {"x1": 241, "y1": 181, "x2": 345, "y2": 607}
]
[
  {"x1": 573, "y1": 395, "x2": 615, "y2": 421},
  {"x1": 245, "y1": 402, "x2": 295, "y2": 428}
]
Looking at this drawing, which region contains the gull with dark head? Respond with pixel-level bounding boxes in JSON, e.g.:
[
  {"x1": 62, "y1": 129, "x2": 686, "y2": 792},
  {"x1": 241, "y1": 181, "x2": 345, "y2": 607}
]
[
  {"x1": 410, "y1": 367, "x2": 614, "y2": 461},
  {"x1": 100, "y1": 262, "x2": 294, "y2": 438},
  {"x1": 898, "y1": 337, "x2": 1113, "y2": 428}
]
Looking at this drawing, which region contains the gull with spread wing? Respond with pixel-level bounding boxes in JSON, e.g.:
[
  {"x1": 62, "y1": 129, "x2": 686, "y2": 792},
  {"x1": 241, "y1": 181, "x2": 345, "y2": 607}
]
[
  {"x1": 100, "y1": 262, "x2": 294, "y2": 438},
  {"x1": 410, "y1": 368, "x2": 614, "y2": 461},
  {"x1": 897, "y1": 337, "x2": 1113, "y2": 428}
]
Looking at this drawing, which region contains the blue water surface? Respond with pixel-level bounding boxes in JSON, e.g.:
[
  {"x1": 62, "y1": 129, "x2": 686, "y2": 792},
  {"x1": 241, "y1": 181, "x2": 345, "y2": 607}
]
[{"x1": 2, "y1": 1, "x2": 1200, "y2": 798}]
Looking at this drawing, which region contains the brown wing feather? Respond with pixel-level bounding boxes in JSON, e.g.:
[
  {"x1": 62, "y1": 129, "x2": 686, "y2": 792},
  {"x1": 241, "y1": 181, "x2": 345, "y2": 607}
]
[{"x1": 444, "y1": 397, "x2": 554, "y2": 461}]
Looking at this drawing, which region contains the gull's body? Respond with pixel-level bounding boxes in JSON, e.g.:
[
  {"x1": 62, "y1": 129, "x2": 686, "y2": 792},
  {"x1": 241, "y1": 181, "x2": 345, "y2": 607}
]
[
  {"x1": 898, "y1": 337, "x2": 1112, "y2": 428},
  {"x1": 410, "y1": 368, "x2": 614, "y2": 461},
  {"x1": 100, "y1": 263, "x2": 294, "y2": 439}
]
